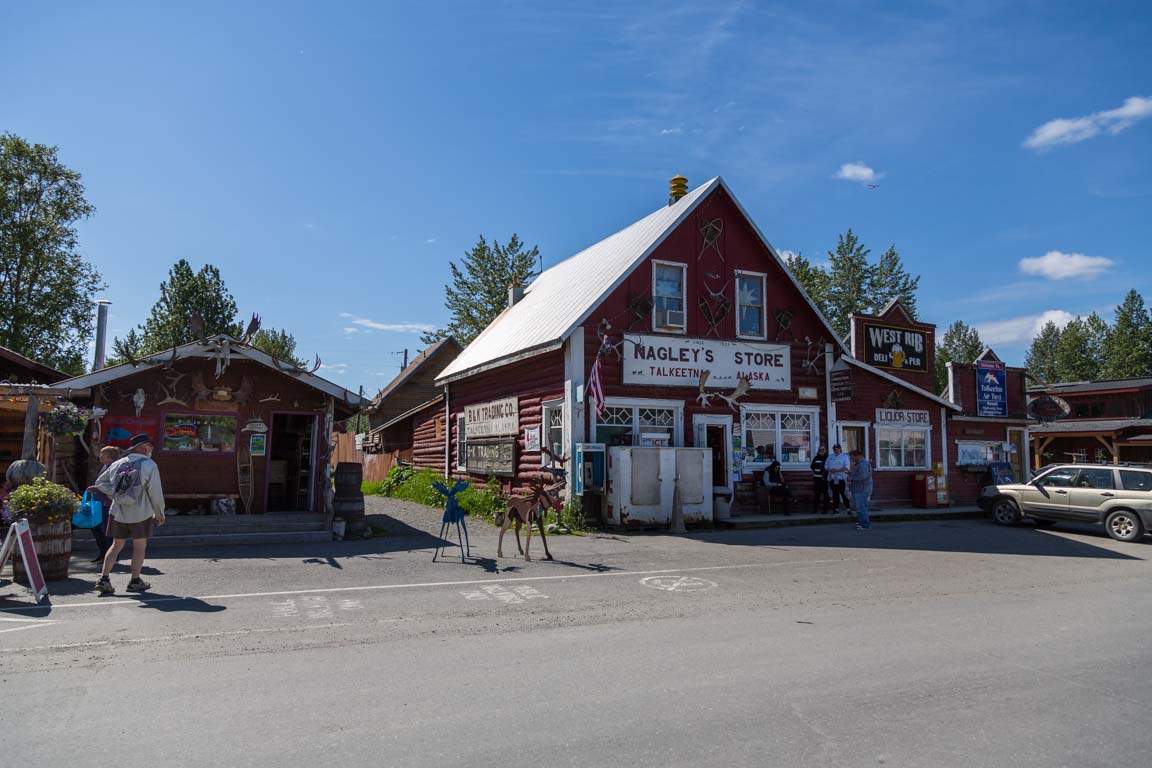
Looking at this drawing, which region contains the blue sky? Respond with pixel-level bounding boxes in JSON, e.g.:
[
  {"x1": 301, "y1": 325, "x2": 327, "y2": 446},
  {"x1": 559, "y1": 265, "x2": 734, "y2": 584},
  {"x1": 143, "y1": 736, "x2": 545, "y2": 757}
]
[{"x1": 3, "y1": 1, "x2": 1150, "y2": 390}]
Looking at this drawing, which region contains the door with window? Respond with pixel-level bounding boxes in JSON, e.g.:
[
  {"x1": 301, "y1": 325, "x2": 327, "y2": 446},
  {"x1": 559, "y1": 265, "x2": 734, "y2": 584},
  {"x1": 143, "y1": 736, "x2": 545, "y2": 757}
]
[
  {"x1": 1022, "y1": 467, "x2": 1076, "y2": 517},
  {"x1": 837, "y1": 423, "x2": 870, "y2": 460},
  {"x1": 1007, "y1": 428, "x2": 1028, "y2": 482},
  {"x1": 693, "y1": 414, "x2": 731, "y2": 493},
  {"x1": 1066, "y1": 467, "x2": 1118, "y2": 521}
]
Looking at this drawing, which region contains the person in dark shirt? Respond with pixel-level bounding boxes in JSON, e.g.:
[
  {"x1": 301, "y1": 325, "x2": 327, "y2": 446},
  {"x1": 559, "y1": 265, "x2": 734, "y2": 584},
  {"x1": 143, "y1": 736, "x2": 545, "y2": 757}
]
[
  {"x1": 761, "y1": 459, "x2": 793, "y2": 515},
  {"x1": 810, "y1": 446, "x2": 830, "y2": 514}
]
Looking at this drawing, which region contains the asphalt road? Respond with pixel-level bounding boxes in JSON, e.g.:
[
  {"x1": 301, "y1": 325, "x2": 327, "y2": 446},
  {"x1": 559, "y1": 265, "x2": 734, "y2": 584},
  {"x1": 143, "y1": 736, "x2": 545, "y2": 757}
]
[{"x1": 2, "y1": 504, "x2": 1150, "y2": 767}]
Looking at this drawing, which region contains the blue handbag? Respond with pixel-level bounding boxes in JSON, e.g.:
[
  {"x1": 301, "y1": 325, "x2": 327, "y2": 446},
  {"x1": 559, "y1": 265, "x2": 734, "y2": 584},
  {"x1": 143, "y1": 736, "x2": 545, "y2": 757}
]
[{"x1": 72, "y1": 490, "x2": 104, "y2": 529}]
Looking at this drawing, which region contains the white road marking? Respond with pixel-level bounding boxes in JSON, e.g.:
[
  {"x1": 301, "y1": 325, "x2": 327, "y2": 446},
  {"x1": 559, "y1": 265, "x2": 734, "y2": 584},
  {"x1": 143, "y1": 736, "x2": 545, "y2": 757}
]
[
  {"x1": 640, "y1": 575, "x2": 718, "y2": 592},
  {"x1": 0, "y1": 558, "x2": 850, "y2": 613},
  {"x1": 0, "y1": 622, "x2": 55, "y2": 634}
]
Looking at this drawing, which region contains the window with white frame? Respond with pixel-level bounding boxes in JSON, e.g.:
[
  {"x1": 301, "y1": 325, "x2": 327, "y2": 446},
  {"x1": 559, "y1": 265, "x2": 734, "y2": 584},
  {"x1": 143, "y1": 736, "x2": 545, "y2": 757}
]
[
  {"x1": 740, "y1": 407, "x2": 817, "y2": 467},
  {"x1": 596, "y1": 402, "x2": 679, "y2": 447},
  {"x1": 455, "y1": 414, "x2": 467, "y2": 470},
  {"x1": 736, "y1": 271, "x2": 766, "y2": 338},
  {"x1": 877, "y1": 427, "x2": 929, "y2": 469},
  {"x1": 542, "y1": 401, "x2": 564, "y2": 466},
  {"x1": 653, "y1": 261, "x2": 687, "y2": 332}
]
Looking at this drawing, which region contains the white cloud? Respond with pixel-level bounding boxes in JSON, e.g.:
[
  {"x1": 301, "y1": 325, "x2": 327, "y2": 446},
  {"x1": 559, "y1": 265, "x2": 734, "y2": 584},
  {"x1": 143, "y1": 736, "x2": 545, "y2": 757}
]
[
  {"x1": 835, "y1": 162, "x2": 879, "y2": 183},
  {"x1": 319, "y1": 363, "x2": 349, "y2": 375},
  {"x1": 977, "y1": 310, "x2": 1075, "y2": 346},
  {"x1": 343, "y1": 315, "x2": 437, "y2": 334},
  {"x1": 659, "y1": 127, "x2": 683, "y2": 135},
  {"x1": 1018, "y1": 250, "x2": 1114, "y2": 280},
  {"x1": 426, "y1": 238, "x2": 437, "y2": 244},
  {"x1": 342, "y1": 327, "x2": 360, "y2": 334},
  {"x1": 1023, "y1": 96, "x2": 1152, "y2": 150}
]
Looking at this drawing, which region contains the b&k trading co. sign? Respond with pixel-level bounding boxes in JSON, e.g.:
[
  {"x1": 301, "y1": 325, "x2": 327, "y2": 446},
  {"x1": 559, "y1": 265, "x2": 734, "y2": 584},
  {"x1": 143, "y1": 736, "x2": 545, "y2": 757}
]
[
  {"x1": 862, "y1": 322, "x2": 928, "y2": 372},
  {"x1": 464, "y1": 397, "x2": 518, "y2": 438},
  {"x1": 623, "y1": 334, "x2": 791, "y2": 391}
]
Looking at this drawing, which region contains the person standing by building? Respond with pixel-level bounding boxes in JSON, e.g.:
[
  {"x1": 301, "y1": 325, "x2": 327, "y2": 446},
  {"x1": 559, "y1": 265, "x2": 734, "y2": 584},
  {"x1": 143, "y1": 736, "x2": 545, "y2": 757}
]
[
  {"x1": 810, "y1": 446, "x2": 830, "y2": 514},
  {"x1": 848, "y1": 449, "x2": 873, "y2": 530},
  {"x1": 93, "y1": 434, "x2": 166, "y2": 594},
  {"x1": 825, "y1": 444, "x2": 851, "y2": 514},
  {"x1": 83, "y1": 446, "x2": 120, "y2": 564}
]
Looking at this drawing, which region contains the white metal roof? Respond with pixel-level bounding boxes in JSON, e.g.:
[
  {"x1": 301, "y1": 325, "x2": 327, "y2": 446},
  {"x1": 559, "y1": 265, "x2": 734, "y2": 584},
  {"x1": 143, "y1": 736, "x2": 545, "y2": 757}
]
[
  {"x1": 50, "y1": 335, "x2": 368, "y2": 408},
  {"x1": 437, "y1": 176, "x2": 846, "y2": 384}
]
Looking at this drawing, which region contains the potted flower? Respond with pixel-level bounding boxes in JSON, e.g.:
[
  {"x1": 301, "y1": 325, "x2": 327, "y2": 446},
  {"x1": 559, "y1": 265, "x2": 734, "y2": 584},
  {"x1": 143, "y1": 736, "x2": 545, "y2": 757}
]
[
  {"x1": 1, "y1": 477, "x2": 79, "y2": 582},
  {"x1": 41, "y1": 401, "x2": 90, "y2": 437}
]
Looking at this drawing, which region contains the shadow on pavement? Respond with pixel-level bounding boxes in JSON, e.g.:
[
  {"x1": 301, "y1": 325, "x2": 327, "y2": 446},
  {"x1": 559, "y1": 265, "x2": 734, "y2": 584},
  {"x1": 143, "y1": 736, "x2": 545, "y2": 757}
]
[
  {"x1": 131, "y1": 593, "x2": 227, "y2": 613},
  {"x1": 681, "y1": 518, "x2": 1147, "y2": 560}
]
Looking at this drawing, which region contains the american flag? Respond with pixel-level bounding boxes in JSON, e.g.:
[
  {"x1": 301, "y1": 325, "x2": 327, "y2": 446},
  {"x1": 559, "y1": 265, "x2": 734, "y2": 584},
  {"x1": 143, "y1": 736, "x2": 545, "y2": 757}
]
[{"x1": 587, "y1": 354, "x2": 606, "y2": 419}]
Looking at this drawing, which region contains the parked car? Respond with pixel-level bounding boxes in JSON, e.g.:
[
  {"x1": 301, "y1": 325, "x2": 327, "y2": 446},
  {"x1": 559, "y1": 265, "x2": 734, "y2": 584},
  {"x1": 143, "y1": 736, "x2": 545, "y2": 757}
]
[{"x1": 979, "y1": 463, "x2": 1152, "y2": 542}]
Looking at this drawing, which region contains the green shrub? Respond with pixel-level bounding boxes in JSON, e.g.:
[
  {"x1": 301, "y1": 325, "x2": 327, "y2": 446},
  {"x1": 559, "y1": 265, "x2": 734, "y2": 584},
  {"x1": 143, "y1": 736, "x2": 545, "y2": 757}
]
[
  {"x1": 361, "y1": 481, "x2": 387, "y2": 496},
  {"x1": 456, "y1": 474, "x2": 508, "y2": 522}
]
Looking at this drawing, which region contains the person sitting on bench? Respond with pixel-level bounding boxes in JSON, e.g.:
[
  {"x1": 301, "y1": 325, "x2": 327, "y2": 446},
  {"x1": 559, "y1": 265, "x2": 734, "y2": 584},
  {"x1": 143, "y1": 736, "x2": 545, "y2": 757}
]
[{"x1": 761, "y1": 459, "x2": 793, "y2": 515}]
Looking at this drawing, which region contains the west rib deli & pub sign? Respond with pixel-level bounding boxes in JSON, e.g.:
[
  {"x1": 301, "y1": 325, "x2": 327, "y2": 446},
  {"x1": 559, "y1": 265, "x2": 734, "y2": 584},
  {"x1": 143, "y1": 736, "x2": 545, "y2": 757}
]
[
  {"x1": 862, "y1": 322, "x2": 927, "y2": 372},
  {"x1": 623, "y1": 334, "x2": 791, "y2": 391}
]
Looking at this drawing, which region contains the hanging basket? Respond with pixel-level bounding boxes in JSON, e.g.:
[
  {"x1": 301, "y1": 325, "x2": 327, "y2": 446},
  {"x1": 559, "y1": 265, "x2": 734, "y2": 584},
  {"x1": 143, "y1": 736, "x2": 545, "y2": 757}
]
[{"x1": 41, "y1": 401, "x2": 90, "y2": 437}]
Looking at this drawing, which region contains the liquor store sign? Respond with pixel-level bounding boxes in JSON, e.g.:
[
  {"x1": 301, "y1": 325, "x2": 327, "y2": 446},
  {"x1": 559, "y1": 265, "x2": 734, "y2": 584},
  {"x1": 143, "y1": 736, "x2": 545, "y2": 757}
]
[
  {"x1": 875, "y1": 408, "x2": 930, "y2": 426},
  {"x1": 464, "y1": 397, "x2": 518, "y2": 439},
  {"x1": 862, "y1": 322, "x2": 928, "y2": 372},
  {"x1": 623, "y1": 334, "x2": 791, "y2": 391}
]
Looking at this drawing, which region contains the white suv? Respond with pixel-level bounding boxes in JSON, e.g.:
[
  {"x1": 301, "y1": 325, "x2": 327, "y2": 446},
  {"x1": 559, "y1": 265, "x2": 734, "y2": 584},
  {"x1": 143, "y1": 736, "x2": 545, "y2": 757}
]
[{"x1": 979, "y1": 463, "x2": 1152, "y2": 542}]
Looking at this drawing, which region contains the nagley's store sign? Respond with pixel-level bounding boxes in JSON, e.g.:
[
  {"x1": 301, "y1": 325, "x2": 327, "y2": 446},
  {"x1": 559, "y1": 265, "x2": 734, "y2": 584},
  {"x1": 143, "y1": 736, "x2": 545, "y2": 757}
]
[
  {"x1": 623, "y1": 334, "x2": 791, "y2": 391},
  {"x1": 862, "y1": 322, "x2": 928, "y2": 373},
  {"x1": 464, "y1": 397, "x2": 519, "y2": 438}
]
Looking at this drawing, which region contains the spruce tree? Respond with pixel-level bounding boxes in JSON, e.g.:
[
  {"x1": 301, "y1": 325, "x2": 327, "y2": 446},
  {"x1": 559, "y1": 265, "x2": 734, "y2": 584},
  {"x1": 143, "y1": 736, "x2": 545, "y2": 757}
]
[
  {"x1": 1053, "y1": 317, "x2": 1097, "y2": 382},
  {"x1": 824, "y1": 229, "x2": 872, "y2": 339},
  {"x1": 783, "y1": 251, "x2": 831, "y2": 319},
  {"x1": 1101, "y1": 290, "x2": 1152, "y2": 379},
  {"x1": 113, "y1": 260, "x2": 241, "y2": 357},
  {"x1": 422, "y1": 234, "x2": 539, "y2": 346},
  {"x1": 935, "y1": 320, "x2": 984, "y2": 393},
  {"x1": 1025, "y1": 321, "x2": 1063, "y2": 385},
  {"x1": 869, "y1": 244, "x2": 921, "y2": 320}
]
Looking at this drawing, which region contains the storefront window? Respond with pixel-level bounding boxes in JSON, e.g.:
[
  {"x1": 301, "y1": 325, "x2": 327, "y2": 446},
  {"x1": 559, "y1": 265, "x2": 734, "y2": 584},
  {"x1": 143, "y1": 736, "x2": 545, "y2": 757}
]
[
  {"x1": 161, "y1": 413, "x2": 236, "y2": 453},
  {"x1": 877, "y1": 428, "x2": 929, "y2": 469},
  {"x1": 542, "y1": 402, "x2": 564, "y2": 465},
  {"x1": 596, "y1": 403, "x2": 679, "y2": 447},
  {"x1": 741, "y1": 408, "x2": 817, "y2": 466},
  {"x1": 456, "y1": 415, "x2": 467, "y2": 470},
  {"x1": 736, "y1": 271, "x2": 765, "y2": 338},
  {"x1": 653, "y1": 261, "x2": 686, "y2": 331}
]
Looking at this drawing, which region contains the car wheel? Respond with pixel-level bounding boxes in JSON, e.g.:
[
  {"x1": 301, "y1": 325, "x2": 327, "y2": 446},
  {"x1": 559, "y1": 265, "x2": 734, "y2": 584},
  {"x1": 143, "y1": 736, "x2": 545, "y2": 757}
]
[
  {"x1": 1032, "y1": 519, "x2": 1058, "y2": 529},
  {"x1": 992, "y1": 498, "x2": 1022, "y2": 526},
  {"x1": 1104, "y1": 510, "x2": 1146, "y2": 543}
]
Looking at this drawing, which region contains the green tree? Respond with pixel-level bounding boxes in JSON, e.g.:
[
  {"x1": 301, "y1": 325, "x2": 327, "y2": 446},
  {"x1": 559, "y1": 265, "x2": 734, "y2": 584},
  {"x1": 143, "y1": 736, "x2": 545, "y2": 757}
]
[
  {"x1": 1025, "y1": 321, "x2": 1063, "y2": 385},
  {"x1": 935, "y1": 320, "x2": 984, "y2": 393},
  {"x1": 784, "y1": 251, "x2": 831, "y2": 318},
  {"x1": 250, "y1": 327, "x2": 306, "y2": 368},
  {"x1": 1084, "y1": 312, "x2": 1111, "y2": 372},
  {"x1": 1053, "y1": 317, "x2": 1098, "y2": 383},
  {"x1": 116, "y1": 260, "x2": 242, "y2": 356},
  {"x1": 1101, "y1": 289, "x2": 1152, "y2": 379},
  {"x1": 868, "y1": 244, "x2": 921, "y2": 319},
  {"x1": 824, "y1": 229, "x2": 872, "y2": 338},
  {"x1": 422, "y1": 234, "x2": 539, "y2": 346},
  {"x1": 0, "y1": 133, "x2": 102, "y2": 374}
]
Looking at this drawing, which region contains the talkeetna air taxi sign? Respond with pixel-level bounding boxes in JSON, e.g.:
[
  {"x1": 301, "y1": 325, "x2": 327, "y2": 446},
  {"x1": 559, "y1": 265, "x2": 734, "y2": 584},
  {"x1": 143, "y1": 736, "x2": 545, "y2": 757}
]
[
  {"x1": 861, "y1": 322, "x2": 928, "y2": 372},
  {"x1": 623, "y1": 334, "x2": 791, "y2": 390}
]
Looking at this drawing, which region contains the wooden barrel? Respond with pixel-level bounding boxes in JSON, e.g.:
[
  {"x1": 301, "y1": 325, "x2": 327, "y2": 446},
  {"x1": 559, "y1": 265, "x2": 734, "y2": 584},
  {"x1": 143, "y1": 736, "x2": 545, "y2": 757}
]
[
  {"x1": 12, "y1": 518, "x2": 72, "y2": 583},
  {"x1": 333, "y1": 494, "x2": 366, "y2": 537},
  {"x1": 333, "y1": 462, "x2": 363, "y2": 496}
]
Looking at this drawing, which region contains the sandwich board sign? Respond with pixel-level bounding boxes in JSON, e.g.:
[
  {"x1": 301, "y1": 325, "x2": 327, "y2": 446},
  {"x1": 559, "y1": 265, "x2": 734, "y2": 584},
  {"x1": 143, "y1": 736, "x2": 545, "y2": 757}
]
[{"x1": 0, "y1": 520, "x2": 48, "y2": 604}]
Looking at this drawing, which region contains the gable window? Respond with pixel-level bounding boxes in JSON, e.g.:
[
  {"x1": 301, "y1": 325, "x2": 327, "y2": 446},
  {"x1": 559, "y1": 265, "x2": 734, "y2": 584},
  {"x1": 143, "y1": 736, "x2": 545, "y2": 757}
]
[
  {"x1": 735, "y1": 271, "x2": 766, "y2": 338},
  {"x1": 653, "y1": 261, "x2": 687, "y2": 333}
]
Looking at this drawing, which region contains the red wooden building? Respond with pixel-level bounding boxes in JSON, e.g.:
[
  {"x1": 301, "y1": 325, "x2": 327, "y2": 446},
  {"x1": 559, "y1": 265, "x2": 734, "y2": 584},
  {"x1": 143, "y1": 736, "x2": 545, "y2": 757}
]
[
  {"x1": 50, "y1": 336, "x2": 366, "y2": 517},
  {"x1": 420, "y1": 176, "x2": 987, "y2": 518},
  {"x1": 1028, "y1": 377, "x2": 1152, "y2": 467}
]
